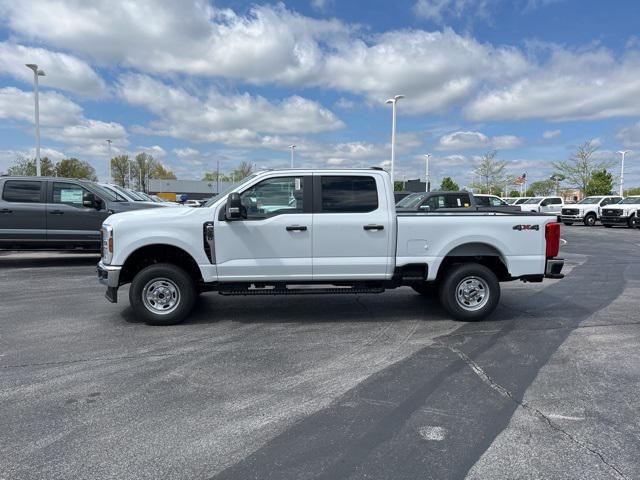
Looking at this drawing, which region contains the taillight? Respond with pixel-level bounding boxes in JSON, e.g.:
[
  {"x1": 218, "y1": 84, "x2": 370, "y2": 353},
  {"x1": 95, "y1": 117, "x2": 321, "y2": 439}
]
[{"x1": 545, "y1": 222, "x2": 560, "y2": 258}]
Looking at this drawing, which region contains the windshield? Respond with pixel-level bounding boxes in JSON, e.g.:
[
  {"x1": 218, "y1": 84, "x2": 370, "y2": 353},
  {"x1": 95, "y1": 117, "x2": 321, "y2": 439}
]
[
  {"x1": 123, "y1": 188, "x2": 145, "y2": 201},
  {"x1": 524, "y1": 197, "x2": 543, "y2": 204},
  {"x1": 620, "y1": 196, "x2": 640, "y2": 204},
  {"x1": 578, "y1": 197, "x2": 601, "y2": 204},
  {"x1": 514, "y1": 198, "x2": 530, "y2": 204},
  {"x1": 97, "y1": 184, "x2": 129, "y2": 201},
  {"x1": 86, "y1": 182, "x2": 118, "y2": 202},
  {"x1": 136, "y1": 191, "x2": 153, "y2": 201},
  {"x1": 396, "y1": 193, "x2": 427, "y2": 208},
  {"x1": 204, "y1": 173, "x2": 259, "y2": 207}
]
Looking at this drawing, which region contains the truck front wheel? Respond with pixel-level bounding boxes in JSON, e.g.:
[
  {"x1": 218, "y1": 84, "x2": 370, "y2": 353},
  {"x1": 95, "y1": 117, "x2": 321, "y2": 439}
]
[
  {"x1": 129, "y1": 263, "x2": 197, "y2": 326},
  {"x1": 438, "y1": 263, "x2": 500, "y2": 321},
  {"x1": 583, "y1": 213, "x2": 597, "y2": 226}
]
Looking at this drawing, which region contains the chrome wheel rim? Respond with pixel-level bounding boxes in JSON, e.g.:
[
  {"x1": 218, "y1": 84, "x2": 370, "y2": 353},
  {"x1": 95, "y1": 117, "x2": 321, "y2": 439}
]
[
  {"x1": 586, "y1": 216, "x2": 595, "y2": 225},
  {"x1": 455, "y1": 276, "x2": 490, "y2": 312},
  {"x1": 142, "y1": 278, "x2": 180, "y2": 315}
]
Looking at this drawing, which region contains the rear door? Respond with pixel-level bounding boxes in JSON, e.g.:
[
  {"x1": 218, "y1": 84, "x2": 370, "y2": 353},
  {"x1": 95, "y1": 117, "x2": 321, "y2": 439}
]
[
  {"x1": 46, "y1": 181, "x2": 109, "y2": 246},
  {"x1": 540, "y1": 197, "x2": 562, "y2": 214},
  {"x1": 0, "y1": 179, "x2": 46, "y2": 244},
  {"x1": 312, "y1": 174, "x2": 392, "y2": 279}
]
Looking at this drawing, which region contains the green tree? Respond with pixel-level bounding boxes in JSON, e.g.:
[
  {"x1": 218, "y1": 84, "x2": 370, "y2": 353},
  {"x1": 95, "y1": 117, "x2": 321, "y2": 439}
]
[
  {"x1": 625, "y1": 187, "x2": 640, "y2": 196},
  {"x1": 526, "y1": 179, "x2": 556, "y2": 196},
  {"x1": 110, "y1": 155, "x2": 131, "y2": 187},
  {"x1": 439, "y1": 177, "x2": 460, "y2": 191},
  {"x1": 552, "y1": 141, "x2": 613, "y2": 194},
  {"x1": 55, "y1": 158, "x2": 98, "y2": 180},
  {"x1": 130, "y1": 152, "x2": 157, "y2": 192},
  {"x1": 152, "y1": 163, "x2": 176, "y2": 180},
  {"x1": 585, "y1": 169, "x2": 614, "y2": 196},
  {"x1": 470, "y1": 151, "x2": 506, "y2": 194},
  {"x1": 393, "y1": 181, "x2": 404, "y2": 192},
  {"x1": 7, "y1": 156, "x2": 56, "y2": 176},
  {"x1": 202, "y1": 171, "x2": 231, "y2": 182},
  {"x1": 509, "y1": 189, "x2": 520, "y2": 197}
]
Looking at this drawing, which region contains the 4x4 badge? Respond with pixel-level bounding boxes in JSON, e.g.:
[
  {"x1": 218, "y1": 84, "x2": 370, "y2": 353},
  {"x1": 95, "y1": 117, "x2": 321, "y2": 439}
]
[{"x1": 513, "y1": 224, "x2": 540, "y2": 231}]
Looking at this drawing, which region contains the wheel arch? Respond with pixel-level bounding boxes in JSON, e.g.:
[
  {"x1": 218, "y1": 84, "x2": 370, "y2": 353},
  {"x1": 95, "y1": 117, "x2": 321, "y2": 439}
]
[
  {"x1": 119, "y1": 244, "x2": 204, "y2": 285},
  {"x1": 436, "y1": 242, "x2": 510, "y2": 281}
]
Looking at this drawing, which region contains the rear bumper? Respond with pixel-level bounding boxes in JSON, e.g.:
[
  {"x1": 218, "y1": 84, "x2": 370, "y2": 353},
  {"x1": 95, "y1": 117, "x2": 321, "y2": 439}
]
[
  {"x1": 97, "y1": 261, "x2": 121, "y2": 303},
  {"x1": 545, "y1": 258, "x2": 564, "y2": 279}
]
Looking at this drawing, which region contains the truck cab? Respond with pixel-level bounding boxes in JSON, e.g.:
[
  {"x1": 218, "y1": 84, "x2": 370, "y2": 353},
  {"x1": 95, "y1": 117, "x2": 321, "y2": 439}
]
[
  {"x1": 520, "y1": 196, "x2": 564, "y2": 214},
  {"x1": 601, "y1": 196, "x2": 640, "y2": 228}
]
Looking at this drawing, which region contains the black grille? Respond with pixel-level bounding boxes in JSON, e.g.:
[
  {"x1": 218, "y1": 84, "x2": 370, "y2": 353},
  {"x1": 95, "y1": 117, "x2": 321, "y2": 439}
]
[
  {"x1": 602, "y1": 209, "x2": 622, "y2": 216},
  {"x1": 562, "y1": 208, "x2": 579, "y2": 215}
]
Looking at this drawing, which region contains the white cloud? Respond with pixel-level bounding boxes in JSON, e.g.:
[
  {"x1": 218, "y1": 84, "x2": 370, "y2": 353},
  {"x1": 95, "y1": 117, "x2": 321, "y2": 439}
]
[
  {"x1": 617, "y1": 122, "x2": 640, "y2": 148},
  {"x1": 542, "y1": 129, "x2": 562, "y2": 139},
  {"x1": 173, "y1": 147, "x2": 200, "y2": 158},
  {"x1": 465, "y1": 47, "x2": 640, "y2": 121},
  {"x1": 118, "y1": 74, "x2": 343, "y2": 145},
  {"x1": 0, "y1": 42, "x2": 106, "y2": 97},
  {"x1": 138, "y1": 145, "x2": 167, "y2": 158},
  {"x1": 0, "y1": 87, "x2": 127, "y2": 152},
  {"x1": 436, "y1": 130, "x2": 523, "y2": 150},
  {"x1": 311, "y1": 0, "x2": 331, "y2": 11},
  {"x1": 413, "y1": 0, "x2": 490, "y2": 24}
]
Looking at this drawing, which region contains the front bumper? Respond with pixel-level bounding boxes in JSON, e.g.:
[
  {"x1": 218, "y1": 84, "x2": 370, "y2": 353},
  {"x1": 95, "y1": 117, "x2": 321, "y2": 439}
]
[
  {"x1": 545, "y1": 258, "x2": 564, "y2": 279},
  {"x1": 601, "y1": 215, "x2": 628, "y2": 225},
  {"x1": 560, "y1": 214, "x2": 583, "y2": 221},
  {"x1": 97, "y1": 261, "x2": 122, "y2": 303}
]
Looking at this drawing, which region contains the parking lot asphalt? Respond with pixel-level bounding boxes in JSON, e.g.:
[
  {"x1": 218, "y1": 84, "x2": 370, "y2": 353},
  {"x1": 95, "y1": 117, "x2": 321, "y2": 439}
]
[{"x1": 1, "y1": 226, "x2": 639, "y2": 480}]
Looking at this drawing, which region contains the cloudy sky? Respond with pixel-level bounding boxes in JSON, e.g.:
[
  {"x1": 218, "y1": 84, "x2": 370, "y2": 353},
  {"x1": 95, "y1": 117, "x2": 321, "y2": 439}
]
[{"x1": 1, "y1": 0, "x2": 639, "y2": 187}]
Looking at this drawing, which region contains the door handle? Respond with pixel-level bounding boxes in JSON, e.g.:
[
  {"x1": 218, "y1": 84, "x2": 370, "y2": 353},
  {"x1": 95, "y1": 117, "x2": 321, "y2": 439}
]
[
  {"x1": 0, "y1": 208, "x2": 12, "y2": 214},
  {"x1": 286, "y1": 225, "x2": 307, "y2": 231},
  {"x1": 50, "y1": 210, "x2": 64, "y2": 215},
  {"x1": 363, "y1": 224, "x2": 384, "y2": 231}
]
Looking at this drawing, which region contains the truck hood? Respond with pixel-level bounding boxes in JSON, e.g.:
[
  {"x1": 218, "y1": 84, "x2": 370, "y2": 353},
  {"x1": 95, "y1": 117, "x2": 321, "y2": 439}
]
[{"x1": 104, "y1": 204, "x2": 209, "y2": 227}]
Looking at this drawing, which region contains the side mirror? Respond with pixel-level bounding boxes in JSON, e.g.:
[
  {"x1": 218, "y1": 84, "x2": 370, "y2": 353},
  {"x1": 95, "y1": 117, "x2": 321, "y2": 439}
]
[
  {"x1": 83, "y1": 192, "x2": 97, "y2": 209},
  {"x1": 225, "y1": 192, "x2": 244, "y2": 220}
]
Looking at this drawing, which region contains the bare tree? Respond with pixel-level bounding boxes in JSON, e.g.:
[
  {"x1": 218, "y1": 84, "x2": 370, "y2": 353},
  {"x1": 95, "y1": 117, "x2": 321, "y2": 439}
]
[
  {"x1": 110, "y1": 155, "x2": 130, "y2": 187},
  {"x1": 552, "y1": 141, "x2": 613, "y2": 194},
  {"x1": 470, "y1": 151, "x2": 506, "y2": 194},
  {"x1": 130, "y1": 152, "x2": 157, "y2": 192},
  {"x1": 231, "y1": 161, "x2": 254, "y2": 181}
]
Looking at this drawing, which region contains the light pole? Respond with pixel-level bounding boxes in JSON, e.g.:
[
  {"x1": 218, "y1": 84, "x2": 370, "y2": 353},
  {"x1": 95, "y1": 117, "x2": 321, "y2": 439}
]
[
  {"x1": 423, "y1": 154, "x2": 431, "y2": 192},
  {"x1": 289, "y1": 144, "x2": 296, "y2": 168},
  {"x1": 385, "y1": 95, "x2": 404, "y2": 186},
  {"x1": 618, "y1": 150, "x2": 630, "y2": 196},
  {"x1": 106, "y1": 139, "x2": 112, "y2": 183},
  {"x1": 26, "y1": 64, "x2": 45, "y2": 176}
]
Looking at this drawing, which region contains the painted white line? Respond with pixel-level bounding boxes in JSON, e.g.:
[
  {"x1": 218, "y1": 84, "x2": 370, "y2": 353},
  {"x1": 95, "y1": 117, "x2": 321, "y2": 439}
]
[{"x1": 418, "y1": 425, "x2": 446, "y2": 441}]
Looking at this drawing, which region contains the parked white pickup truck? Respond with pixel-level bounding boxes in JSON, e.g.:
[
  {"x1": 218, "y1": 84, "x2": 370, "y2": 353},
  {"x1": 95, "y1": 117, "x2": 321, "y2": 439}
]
[
  {"x1": 600, "y1": 196, "x2": 640, "y2": 228},
  {"x1": 560, "y1": 195, "x2": 622, "y2": 226},
  {"x1": 97, "y1": 169, "x2": 564, "y2": 325}
]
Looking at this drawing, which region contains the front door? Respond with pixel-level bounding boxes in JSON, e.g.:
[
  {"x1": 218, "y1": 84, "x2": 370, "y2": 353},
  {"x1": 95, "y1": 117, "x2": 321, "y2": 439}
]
[
  {"x1": 0, "y1": 179, "x2": 46, "y2": 244},
  {"x1": 46, "y1": 181, "x2": 109, "y2": 245},
  {"x1": 214, "y1": 175, "x2": 312, "y2": 281},
  {"x1": 312, "y1": 174, "x2": 392, "y2": 280}
]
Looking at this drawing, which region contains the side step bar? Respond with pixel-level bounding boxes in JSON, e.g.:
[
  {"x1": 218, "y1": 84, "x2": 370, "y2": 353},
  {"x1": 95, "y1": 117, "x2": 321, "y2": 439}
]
[{"x1": 219, "y1": 285, "x2": 385, "y2": 296}]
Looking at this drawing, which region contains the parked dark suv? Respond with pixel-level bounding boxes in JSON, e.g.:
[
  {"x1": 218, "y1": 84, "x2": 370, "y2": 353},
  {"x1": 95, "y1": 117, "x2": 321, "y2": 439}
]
[
  {"x1": 0, "y1": 176, "x2": 164, "y2": 251},
  {"x1": 395, "y1": 191, "x2": 474, "y2": 211}
]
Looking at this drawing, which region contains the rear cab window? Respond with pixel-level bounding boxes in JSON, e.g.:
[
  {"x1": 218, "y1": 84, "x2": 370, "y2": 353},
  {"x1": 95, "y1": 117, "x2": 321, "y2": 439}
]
[
  {"x1": 319, "y1": 176, "x2": 378, "y2": 213},
  {"x1": 2, "y1": 180, "x2": 43, "y2": 203}
]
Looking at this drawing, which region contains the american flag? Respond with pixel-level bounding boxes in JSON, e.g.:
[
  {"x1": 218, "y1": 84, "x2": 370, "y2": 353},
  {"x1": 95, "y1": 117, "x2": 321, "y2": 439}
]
[{"x1": 514, "y1": 172, "x2": 527, "y2": 185}]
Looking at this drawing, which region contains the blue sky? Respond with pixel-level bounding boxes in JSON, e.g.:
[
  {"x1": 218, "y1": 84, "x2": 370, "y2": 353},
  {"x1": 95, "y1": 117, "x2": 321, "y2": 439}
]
[{"x1": 1, "y1": 0, "x2": 639, "y2": 189}]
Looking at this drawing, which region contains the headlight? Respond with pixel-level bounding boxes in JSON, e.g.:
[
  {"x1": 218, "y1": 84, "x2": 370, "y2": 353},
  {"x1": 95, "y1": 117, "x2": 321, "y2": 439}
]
[{"x1": 101, "y1": 225, "x2": 113, "y2": 264}]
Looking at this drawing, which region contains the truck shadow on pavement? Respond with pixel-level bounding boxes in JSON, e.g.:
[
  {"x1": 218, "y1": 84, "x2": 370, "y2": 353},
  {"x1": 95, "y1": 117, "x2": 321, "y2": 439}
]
[{"x1": 0, "y1": 255, "x2": 100, "y2": 269}]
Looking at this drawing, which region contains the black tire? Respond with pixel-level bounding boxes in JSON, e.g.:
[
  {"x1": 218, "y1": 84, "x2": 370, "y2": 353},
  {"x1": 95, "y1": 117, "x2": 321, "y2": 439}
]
[
  {"x1": 129, "y1": 263, "x2": 196, "y2": 326},
  {"x1": 438, "y1": 263, "x2": 500, "y2": 322},
  {"x1": 563, "y1": 222, "x2": 573, "y2": 226},
  {"x1": 583, "y1": 213, "x2": 597, "y2": 226},
  {"x1": 629, "y1": 216, "x2": 639, "y2": 229},
  {"x1": 411, "y1": 283, "x2": 438, "y2": 297}
]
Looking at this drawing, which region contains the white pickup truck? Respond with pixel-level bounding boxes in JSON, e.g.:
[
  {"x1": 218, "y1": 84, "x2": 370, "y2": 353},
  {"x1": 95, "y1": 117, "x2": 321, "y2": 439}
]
[
  {"x1": 97, "y1": 169, "x2": 564, "y2": 325},
  {"x1": 600, "y1": 196, "x2": 640, "y2": 228}
]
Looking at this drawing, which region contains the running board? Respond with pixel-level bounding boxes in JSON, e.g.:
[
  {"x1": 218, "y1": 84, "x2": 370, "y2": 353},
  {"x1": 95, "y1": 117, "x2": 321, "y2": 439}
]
[{"x1": 219, "y1": 285, "x2": 384, "y2": 296}]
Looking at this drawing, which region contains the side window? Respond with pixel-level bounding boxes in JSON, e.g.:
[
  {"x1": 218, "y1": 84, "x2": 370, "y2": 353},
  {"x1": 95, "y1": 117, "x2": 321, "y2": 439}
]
[
  {"x1": 490, "y1": 197, "x2": 505, "y2": 207},
  {"x1": 320, "y1": 176, "x2": 378, "y2": 213},
  {"x1": 541, "y1": 198, "x2": 551, "y2": 206},
  {"x1": 53, "y1": 182, "x2": 91, "y2": 207},
  {"x1": 2, "y1": 180, "x2": 42, "y2": 203},
  {"x1": 446, "y1": 194, "x2": 470, "y2": 208},
  {"x1": 423, "y1": 195, "x2": 445, "y2": 210},
  {"x1": 475, "y1": 196, "x2": 489, "y2": 207},
  {"x1": 240, "y1": 176, "x2": 304, "y2": 218},
  {"x1": 551, "y1": 198, "x2": 562, "y2": 205}
]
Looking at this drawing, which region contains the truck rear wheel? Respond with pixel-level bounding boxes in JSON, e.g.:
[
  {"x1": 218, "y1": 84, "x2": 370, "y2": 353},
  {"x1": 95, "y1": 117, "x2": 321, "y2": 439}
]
[
  {"x1": 438, "y1": 263, "x2": 500, "y2": 321},
  {"x1": 129, "y1": 263, "x2": 196, "y2": 326}
]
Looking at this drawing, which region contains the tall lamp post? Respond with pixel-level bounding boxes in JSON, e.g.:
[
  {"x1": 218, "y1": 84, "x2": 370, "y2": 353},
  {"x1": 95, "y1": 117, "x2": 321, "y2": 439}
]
[
  {"x1": 423, "y1": 154, "x2": 431, "y2": 192},
  {"x1": 618, "y1": 150, "x2": 630, "y2": 196},
  {"x1": 289, "y1": 144, "x2": 296, "y2": 168},
  {"x1": 385, "y1": 95, "x2": 404, "y2": 186},
  {"x1": 26, "y1": 64, "x2": 45, "y2": 176},
  {"x1": 106, "y1": 139, "x2": 112, "y2": 183}
]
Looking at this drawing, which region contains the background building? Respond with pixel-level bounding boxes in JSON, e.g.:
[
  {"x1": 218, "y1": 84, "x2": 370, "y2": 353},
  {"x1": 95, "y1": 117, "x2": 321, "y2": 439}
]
[{"x1": 149, "y1": 179, "x2": 234, "y2": 201}]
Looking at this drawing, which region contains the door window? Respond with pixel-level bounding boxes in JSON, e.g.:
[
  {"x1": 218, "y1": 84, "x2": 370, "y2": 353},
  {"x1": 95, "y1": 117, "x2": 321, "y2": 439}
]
[
  {"x1": 53, "y1": 182, "x2": 91, "y2": 207},
  {"x1": 446, "y1": 194, "x2": 472, "y2": 208},
  {"x1": 320, "y1": 176, "x2": 378, "y2": 213},
  {"x1": 422, "y1": 195, "x2": 446, "y2": 210},
  {"x1": 550, "y1": 198, "x2": 562, "y2": 205},
  {"x1": 240, "y1": 176, "x2": 304, "y2": 218},
  {"x1": 2, "y1": 180, "x2": 42, "y2": 203}
]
